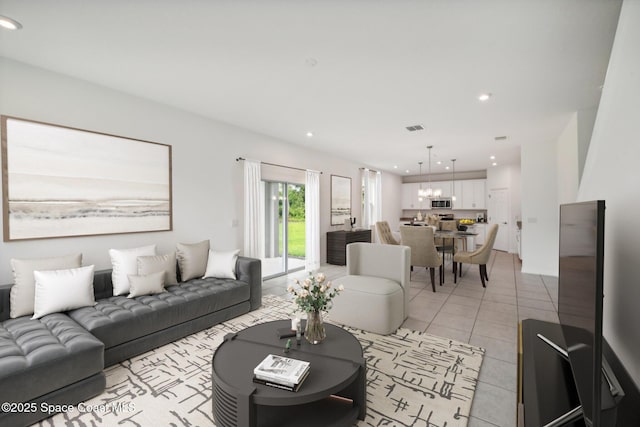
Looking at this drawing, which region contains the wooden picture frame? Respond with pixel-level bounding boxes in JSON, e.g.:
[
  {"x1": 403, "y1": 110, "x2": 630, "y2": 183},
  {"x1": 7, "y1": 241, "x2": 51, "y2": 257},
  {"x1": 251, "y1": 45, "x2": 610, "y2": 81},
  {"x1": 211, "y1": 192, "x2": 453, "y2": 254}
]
[
  {"x1": 330, "y1": 175, "x2": 351, "y2": 226},
  {"x1": 1, "y1": 116, "x2": 173, "y2": 241}
]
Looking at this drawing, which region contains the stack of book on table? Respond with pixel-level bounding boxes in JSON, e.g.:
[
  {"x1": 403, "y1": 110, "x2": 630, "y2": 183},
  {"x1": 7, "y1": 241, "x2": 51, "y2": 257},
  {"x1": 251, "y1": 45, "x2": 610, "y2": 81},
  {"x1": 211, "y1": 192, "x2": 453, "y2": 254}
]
[{"x1": 253, "y1": 354, "x2": 310, "y2": 392}]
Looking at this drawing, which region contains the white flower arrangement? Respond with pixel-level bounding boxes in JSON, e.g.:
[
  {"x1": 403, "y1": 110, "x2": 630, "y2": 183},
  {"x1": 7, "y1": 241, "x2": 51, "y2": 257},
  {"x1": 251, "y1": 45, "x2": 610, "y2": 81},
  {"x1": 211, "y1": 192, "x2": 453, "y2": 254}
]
[{"x1": 287, "y1": 272, "x2": 344, "y2": 313}]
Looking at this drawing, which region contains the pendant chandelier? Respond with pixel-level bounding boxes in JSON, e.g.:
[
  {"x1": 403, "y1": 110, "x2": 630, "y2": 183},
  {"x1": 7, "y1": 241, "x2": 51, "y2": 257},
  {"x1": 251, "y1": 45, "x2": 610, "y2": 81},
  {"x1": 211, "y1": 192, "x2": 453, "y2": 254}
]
[
  {"x1": 418, "y1": 161, "x2": 427, "y2": 200},
  {"x1": 451, "y1": 158, "x2": 457, "y2": 201},
  {"x1": 426, "y1": 145, "x2": 441, "y2": 198}
]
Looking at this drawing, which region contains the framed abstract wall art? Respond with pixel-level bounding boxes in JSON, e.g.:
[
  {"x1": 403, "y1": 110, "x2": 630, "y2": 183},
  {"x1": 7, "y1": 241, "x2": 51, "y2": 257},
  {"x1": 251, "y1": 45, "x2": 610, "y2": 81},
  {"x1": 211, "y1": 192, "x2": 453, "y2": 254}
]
[
  {"x1": 330, "y1": 174, "x2": 351, "y2": 226},
  {"x1": 1, "y1": 116, "x2": 172, "y2": 241}
]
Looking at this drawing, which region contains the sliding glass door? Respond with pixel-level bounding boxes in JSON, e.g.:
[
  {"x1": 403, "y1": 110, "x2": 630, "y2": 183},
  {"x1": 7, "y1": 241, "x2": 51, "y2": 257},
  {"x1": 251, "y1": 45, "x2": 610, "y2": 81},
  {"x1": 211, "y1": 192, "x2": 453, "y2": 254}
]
[{"x1": 263, "y1": 181, "x2": 306, "y2": 279}]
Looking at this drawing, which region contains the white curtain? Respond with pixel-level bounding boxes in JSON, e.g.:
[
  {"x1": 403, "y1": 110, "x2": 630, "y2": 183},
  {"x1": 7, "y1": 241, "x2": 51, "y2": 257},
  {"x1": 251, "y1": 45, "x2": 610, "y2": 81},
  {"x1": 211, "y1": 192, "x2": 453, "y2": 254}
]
[
  {"x1": 362, "y1": 168, "x2": 373, "y2": 228},
  {"x1": 243, "y1": 160, "x2": 264, "y2": 259},
  {"x1": 374, "y1": 171, "x2": 382, "y2": 223},
  {"x1": 362, "y1": 169, "x2": 383, "y2": 234},
  {"x1": 305, "y1": 170, "x2": 321, "y2": 272}
]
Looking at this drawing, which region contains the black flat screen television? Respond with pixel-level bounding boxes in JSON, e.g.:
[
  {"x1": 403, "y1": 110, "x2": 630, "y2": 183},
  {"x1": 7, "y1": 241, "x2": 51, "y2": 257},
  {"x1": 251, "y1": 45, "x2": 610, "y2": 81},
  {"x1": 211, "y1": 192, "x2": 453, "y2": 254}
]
[{"x1": 558, "y1": 200, "x2": 621, "y2": 427}]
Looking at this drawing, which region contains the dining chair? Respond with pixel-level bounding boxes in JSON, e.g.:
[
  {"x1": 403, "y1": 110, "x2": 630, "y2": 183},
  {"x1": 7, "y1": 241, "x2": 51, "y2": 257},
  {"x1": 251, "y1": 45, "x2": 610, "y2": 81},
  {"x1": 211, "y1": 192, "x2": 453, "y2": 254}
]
[
  {"x1": 400, "y1": 225, "x2": 442, "y2": 292},
  {"x1": 453, "y1": 224, "x2": 499, "y2": 287},
  {"x1": 435, "y1": 219, "x2": 457, "y2": 265},
  {"x1": 376, "y1": 221, "x2": 400, "y2": 245}
]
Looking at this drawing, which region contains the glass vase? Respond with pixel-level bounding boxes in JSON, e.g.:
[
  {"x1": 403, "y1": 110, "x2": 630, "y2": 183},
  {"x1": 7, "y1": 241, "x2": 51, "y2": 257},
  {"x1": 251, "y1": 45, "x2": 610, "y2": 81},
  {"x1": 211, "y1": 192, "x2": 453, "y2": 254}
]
[{"x1": 305, "y1": 310, "x2": 326, "y2": 344}]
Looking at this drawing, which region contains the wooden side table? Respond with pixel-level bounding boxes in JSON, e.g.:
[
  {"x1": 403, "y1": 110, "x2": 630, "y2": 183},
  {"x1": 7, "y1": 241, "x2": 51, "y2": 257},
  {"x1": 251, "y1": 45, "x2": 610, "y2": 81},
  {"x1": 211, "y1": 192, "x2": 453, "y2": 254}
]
[{"x1": 326, "y1": 229, "x2": 372, "y2": 265}]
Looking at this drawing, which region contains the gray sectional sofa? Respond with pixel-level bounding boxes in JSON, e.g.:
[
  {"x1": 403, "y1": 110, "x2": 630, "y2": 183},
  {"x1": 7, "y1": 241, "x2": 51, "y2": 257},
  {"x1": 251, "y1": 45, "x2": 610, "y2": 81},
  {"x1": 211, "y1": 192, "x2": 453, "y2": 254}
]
[{"x1": 0, "y1": 256, "x2": 261, "y2": 427}]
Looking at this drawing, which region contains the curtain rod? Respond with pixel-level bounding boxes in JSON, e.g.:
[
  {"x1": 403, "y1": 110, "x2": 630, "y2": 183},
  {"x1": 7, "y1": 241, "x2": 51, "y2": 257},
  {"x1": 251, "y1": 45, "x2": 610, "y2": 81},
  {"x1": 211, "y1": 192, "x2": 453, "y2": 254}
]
[
  {"x1": 359, "y1": 167, "x2": 380, "y2": 173},
  {"x1": 235, "y1": 157, "x2": 323, "y2": 174}
]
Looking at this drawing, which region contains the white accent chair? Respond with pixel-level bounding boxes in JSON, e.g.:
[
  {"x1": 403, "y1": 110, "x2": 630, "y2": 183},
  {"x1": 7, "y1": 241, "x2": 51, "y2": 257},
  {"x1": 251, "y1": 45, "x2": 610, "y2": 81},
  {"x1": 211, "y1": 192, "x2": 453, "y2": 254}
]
[{"x1": 330, "y1": 242, "x2": 410, "y2": 335}]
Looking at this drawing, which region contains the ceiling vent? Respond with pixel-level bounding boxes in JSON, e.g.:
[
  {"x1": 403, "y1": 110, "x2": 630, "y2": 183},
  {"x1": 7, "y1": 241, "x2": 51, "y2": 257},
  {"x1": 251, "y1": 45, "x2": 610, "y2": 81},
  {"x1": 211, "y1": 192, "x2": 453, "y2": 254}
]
[
  {"x1": 406, "y1": 125, "x2": 424, "y2": 132},
  {"x1": 494, "y1": 136, "x2": 508, "y2": 141}
]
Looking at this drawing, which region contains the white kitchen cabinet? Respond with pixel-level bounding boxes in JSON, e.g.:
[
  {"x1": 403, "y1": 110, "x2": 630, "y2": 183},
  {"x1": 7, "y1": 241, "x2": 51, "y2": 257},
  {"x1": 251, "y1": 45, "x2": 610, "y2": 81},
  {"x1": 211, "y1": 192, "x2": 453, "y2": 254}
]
[
  {"x1": 402, "y1": 183, "x2": 431, "y2": 210},
  {"x1": 473, "y1": 223, "x2": 487, "y2": 246},
  {"x1": 401, "y1": 183, "x2": 417, "y2": 209},
  {"x1": 460, "y1": 179, "x2": 486, "y2": 209},
  {"x1": 452, "y1": 181, "x2": 463, "y2": 209},
  {"x1": 473, "y1": 180, "x2": 486, "y2": 209},
  {"x1": 436, "y1": 180, "x2": 452, "y2": 198}
]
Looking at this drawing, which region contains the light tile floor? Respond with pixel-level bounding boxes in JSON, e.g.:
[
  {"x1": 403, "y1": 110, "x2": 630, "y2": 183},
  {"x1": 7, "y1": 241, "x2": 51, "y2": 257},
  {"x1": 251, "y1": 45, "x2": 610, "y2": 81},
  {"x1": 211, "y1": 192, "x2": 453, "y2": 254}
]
[{"x1": 262, "y1": 250, "x2": 559, "y2": 427}]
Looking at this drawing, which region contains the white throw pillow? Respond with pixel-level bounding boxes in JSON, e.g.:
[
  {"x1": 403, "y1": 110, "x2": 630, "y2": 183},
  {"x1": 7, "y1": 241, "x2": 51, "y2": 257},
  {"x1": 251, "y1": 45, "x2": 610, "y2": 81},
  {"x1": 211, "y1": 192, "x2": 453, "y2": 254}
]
[
  {"x1": 32, "y1": 265, "x2": 96, "y2": 319},
  {"x1": 176, "y1": 240, "x2": 210, "y2": 281},
  {"x1": 127, "y1": 271, "x2": 166, "y2": 298},
  {"x1": 203, "y1": 249, "x2": 240, "y2": 280},
  {"x1": 137, "y1": 252, "x2": 178, "y2": 286},
  {"x1": 9, "y1": 253, "x2": 82, "y2": 318},
  {"x1": 109, "y1": 245, "x2": 156, "y2": 296}
]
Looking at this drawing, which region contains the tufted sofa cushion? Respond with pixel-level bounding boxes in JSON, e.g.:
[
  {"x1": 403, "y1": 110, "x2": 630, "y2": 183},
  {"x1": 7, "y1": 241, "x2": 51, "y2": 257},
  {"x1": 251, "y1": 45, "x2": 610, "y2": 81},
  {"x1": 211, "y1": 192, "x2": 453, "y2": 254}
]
[
  {"x1": 0, "y1": 313, "x2": 104, "y2": 404},
  {"x1": 68, "y1": 277, "x2": 250, "y2": 349}
]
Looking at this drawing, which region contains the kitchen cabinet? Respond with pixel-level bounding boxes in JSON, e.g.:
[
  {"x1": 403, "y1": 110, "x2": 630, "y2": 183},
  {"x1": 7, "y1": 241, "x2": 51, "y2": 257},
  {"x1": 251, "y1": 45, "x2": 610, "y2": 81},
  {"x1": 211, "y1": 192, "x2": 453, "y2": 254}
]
[
  {"x1": 460, "y1": 179, "x2": 486, "y2": 209},
  {"x1": 452, "y1": 181, "x2": 463, "y2": 209},
  {"x1": 432, "y1": 180, "x2": 452, "y2": 198},
  {"x1": 401, "y1": 183, "x2": 430, "y2": 210},
  {"x1": 472, "y1": 223, "x2": 486, "y2": 246}
]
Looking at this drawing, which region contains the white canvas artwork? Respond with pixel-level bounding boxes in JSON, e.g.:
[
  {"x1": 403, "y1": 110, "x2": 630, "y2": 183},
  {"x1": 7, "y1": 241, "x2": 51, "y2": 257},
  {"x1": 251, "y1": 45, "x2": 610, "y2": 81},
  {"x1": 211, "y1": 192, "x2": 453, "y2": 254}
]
[
  {"x1": 2, "y1": 117, "x2": 172, "y2": 241},
  {"x1": 330, "y1": 175, "x2": 351, "y2": 226}
]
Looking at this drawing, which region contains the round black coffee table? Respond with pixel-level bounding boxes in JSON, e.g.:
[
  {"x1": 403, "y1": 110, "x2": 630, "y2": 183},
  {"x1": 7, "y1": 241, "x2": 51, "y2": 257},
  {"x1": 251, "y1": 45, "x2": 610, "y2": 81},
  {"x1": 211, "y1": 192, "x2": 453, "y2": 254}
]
[{"x1": 212, "y1": 320, "x2": 366, "y2": 427}]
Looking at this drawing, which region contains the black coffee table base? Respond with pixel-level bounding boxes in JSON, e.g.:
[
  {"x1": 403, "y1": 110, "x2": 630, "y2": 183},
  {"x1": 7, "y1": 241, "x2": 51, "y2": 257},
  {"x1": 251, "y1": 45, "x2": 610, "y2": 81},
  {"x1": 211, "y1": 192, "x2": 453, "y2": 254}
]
[{"x1": 212, "y1": 320, "x2": 366, "y2": 427}]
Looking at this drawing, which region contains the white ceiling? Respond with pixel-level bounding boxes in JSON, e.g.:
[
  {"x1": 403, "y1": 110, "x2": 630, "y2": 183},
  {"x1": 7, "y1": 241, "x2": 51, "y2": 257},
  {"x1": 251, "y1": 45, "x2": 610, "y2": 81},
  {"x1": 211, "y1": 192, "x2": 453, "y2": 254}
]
[{"x1": 0, "y1": 0, "x2": 622, "y2": 175}]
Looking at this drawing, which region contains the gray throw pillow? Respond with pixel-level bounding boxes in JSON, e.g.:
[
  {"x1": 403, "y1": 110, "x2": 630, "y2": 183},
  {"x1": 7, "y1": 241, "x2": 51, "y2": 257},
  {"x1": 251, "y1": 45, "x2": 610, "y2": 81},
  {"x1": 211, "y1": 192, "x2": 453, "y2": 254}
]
[
  {"x1": 10, "y1": 253, "x2": 83, "y2": 318},
  {"x1": 137, "y1": 252, "x2": 178, "y2": 286},
  {"x1": 176, "y1": 240, "x2": 210, "y2": 281},
  {"x1": 127, "y1": 271, "x2": 166, "y2": 298}
]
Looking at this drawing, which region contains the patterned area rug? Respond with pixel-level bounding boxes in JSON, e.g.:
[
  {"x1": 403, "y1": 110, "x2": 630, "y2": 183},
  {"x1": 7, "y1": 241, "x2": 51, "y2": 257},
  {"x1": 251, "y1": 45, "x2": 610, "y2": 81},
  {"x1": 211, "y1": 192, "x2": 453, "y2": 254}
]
[{"x1": 38, "y1": 295, "x2": 484, "y2": 427}]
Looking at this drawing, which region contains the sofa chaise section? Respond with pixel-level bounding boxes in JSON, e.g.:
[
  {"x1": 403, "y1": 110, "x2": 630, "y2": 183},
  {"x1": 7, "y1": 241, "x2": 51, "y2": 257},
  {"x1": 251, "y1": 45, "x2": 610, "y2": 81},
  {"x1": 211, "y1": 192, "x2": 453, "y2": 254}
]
[{"x1": 0, "y1": 313, "x2": 105, "y2": 427}]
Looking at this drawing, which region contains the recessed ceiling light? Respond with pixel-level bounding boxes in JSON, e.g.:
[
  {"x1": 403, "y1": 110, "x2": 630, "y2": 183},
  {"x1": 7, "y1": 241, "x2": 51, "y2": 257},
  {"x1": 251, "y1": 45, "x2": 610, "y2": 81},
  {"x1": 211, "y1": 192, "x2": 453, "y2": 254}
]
[
  {"x1": 306, "y1": 131, "x2": 313, "y2": 138},
  {"x1": 405, "y1": 169, "x2": 410, "y2": 174},
  {"x1": 436, "y1": 161, "x2": 442, "y2": 165},
  {"x1": 0, "y1": 15, "x2": 22, "y2": 30},
  {"x1": 445, "y1": 166, "x2": 450, "y2": 170},
  {"x1": 478, "y1": 93, "x2": 492, "y2": 102},
  {"x1": 492, "y1": 162, "x2": 498, "y2": 166},
  {"x1": 490, "y1": 155, "x2": 495, "y2": 160},
  {"x1": 393, "y1": 165, "x2": 398, "y2": 169}
]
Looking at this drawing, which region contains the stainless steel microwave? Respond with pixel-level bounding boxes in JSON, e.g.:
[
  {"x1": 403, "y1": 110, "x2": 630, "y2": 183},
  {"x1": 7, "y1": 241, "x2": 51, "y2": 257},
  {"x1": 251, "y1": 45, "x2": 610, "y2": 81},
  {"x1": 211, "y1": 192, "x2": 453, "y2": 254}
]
[{"x1": 431, "y1": 199, "x2": 452, "y2": 209}]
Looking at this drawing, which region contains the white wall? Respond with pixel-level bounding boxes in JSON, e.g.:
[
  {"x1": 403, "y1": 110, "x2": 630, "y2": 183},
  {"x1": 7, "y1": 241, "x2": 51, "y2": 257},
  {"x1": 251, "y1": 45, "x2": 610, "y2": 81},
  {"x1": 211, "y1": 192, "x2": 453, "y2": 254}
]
[
  {"x1": 0, "y1": 58, "x2": 402, "y2": 283},
  {"x1": 556, "y1": 113, "x2": 579, "y2": 204},
  {"x1": 577, "y1": 106, "x2": 598, "y2": 182},
  {"x1": 576, "y1": 0, "x2": 640, "y2": 388},
  {"x1": 520, "y1": 137, "x2": 559, "y2": 275},
  {"x1": 381, "y1": 172, "x2": 403, "y2": 233}
]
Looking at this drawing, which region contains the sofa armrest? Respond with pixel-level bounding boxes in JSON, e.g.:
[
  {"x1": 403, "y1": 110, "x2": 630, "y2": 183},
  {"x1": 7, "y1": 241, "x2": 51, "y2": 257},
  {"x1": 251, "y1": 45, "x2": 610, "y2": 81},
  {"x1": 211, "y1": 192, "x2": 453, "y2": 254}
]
[
  {"x1": 0, "y1": 283, "x2": 11, "y2": 322},
  {"x1": 236, "y1": 256, "x2": 262, "y2": 311}
]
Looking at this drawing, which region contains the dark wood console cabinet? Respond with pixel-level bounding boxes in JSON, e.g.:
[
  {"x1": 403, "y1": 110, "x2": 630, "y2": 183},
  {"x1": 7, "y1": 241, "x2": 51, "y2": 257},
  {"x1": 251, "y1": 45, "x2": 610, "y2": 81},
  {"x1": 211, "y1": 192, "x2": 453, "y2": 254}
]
[{"x1": 326, "y1": 230, "x2": 372, "y2": 265}]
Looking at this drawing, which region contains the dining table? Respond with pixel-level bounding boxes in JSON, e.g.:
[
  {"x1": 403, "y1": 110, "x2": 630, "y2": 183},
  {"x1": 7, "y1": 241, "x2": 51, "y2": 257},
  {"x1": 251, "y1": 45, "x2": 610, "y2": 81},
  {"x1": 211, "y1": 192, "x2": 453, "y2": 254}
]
[{"x1": 434, "y1": 229, "x2": 478, "y2": 281}]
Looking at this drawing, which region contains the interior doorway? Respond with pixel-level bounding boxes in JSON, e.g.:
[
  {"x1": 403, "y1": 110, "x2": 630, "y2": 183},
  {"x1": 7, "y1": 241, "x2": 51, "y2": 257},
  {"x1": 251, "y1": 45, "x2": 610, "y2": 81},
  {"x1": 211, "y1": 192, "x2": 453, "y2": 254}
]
[
  {"x1": 262, "y1": 181, "x2": 306, "y2": 279},
  {"x1": 488, "y1": 188, "x2": 510, "y2": 252}
]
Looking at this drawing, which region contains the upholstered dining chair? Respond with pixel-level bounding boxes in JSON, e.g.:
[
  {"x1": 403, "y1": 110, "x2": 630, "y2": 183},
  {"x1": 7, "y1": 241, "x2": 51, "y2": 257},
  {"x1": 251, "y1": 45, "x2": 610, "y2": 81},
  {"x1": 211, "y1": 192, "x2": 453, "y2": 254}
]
[
  {"x1": 453, "y1": 224, "x2": 499, "y2": 287},
  {"x1": 376, "y1": 221, "x2": 400, "y2": 245},
  {"x1": 435, "y1": 219, "x2": 458, "y2": 264},
  {"x1": 400, "y1": 225, "x2": 442, "y2": 292}
]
